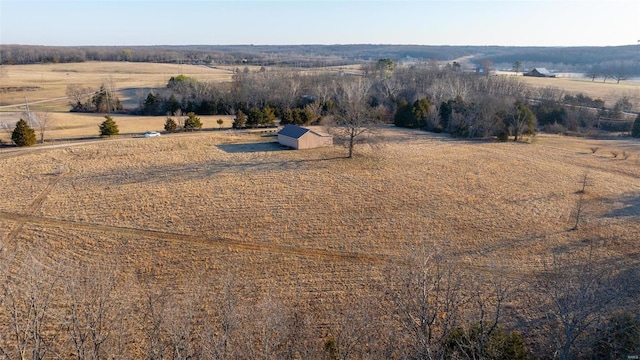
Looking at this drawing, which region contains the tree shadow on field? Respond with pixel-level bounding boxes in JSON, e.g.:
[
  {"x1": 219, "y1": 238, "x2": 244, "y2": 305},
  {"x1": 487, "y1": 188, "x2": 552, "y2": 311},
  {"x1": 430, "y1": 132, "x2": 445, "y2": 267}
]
[
  {"x1": 216, "y1": 141, "x2": 288, "y2": 153},
  {"x1": 82, "y1": 152, "x2": 344, "y2": 187},
  {"x1": 600, "y1": 193, "x2": 640, "y2": 219}
]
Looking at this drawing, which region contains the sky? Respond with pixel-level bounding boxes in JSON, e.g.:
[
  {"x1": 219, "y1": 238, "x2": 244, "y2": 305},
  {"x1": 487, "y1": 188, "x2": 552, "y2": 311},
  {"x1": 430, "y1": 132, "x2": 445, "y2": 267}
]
[{"x1": 1, "y1": 0, "x2": 639, "y2": 47}]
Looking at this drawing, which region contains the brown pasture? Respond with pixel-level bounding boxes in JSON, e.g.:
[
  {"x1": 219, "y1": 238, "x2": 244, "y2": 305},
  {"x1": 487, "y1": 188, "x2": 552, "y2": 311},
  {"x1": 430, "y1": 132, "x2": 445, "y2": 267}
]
[
  {"x1": 0, "y1": 62, "x2": 639, "y2": 355},
  {"x1": 519, "y1": 74, "x2": 640, "y2": 111},
  {"x1": 0, "y1": 127, "x2": 639, "y2": 355},
  {"x1": 0, "y1": 62, "x2": 233, "y2": 112},
  {"x1": 1, "y1": 128, "x2": 639, "y2": 291}
]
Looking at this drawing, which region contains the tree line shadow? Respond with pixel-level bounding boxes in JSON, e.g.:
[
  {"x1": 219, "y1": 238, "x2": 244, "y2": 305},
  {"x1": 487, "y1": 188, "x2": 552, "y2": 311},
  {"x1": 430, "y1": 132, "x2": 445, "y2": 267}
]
[
  {"x1": 81, "y1": 150, "x2": 345, "y2": 188},
  {"x1": 216, "y1": 141, "x2": 288, "y2": 153},
  {"x1": 600, "y1": 192, "x2": 640, "y2": 218}
]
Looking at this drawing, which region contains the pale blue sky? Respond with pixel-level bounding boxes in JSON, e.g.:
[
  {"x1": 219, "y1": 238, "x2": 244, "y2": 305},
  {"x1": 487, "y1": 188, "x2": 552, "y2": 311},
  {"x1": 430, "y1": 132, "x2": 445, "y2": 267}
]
[{"x1": 1, "y1": 0, "x2": 638, "y2": 46}]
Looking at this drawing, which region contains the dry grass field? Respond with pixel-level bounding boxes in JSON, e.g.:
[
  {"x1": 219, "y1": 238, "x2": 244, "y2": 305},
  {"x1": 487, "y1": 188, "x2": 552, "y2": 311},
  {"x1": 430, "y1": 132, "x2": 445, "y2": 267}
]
[
  {"x1": 1, "y1": 61, "x2": 639, "y2": 356},
  {"x1": 519, "y1": 75, "x2": 640, "y2": 111},
  {"x1": 0, "y1": 62, "x2": 233, "y2": 112},
  {"x1": 1, "y1": 129, "x2": 638, "y2": 354},
  {"x1": 0, "y1": 62, "x2": 236, "y2": 143}
]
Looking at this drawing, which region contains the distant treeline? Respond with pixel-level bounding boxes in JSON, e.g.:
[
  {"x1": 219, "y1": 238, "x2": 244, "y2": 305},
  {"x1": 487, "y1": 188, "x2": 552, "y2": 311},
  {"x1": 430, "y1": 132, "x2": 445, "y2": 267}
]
[
  {"x1": 2, "y1": 44, "x2": 639, "y2": 74},
  {"x1": 114, "y1": 61, "x2": 635, "y2": 138},
  {"x1": 473, "y1": 45, "x2": 640, "y2": 75}
]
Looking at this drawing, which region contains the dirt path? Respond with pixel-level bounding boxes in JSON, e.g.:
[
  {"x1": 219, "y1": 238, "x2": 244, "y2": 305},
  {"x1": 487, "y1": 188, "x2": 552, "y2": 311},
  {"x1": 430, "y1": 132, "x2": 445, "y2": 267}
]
[
  {"x1": 5, "y1": 164, "x2": 70, "y2": 242},
  {"x1": 0, "y1": 210, "x2": 390, "y2": 264}
]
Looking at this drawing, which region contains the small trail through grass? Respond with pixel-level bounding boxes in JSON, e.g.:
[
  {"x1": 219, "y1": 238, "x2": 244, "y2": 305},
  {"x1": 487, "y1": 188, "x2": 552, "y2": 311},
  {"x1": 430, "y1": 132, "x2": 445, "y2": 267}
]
[{"x1": 0, "y1": 210, "x2": 391, "y2": 264}]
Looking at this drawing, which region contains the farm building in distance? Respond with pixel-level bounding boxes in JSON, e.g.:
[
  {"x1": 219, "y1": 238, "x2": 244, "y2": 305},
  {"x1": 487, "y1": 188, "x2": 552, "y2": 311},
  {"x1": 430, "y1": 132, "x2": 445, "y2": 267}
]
[
  {"x1": 523, "y1": 68, "x2": 556, "y2": 77},
  {"x1": 277, "y1": 125, "x2": 333, "y2": 150}
]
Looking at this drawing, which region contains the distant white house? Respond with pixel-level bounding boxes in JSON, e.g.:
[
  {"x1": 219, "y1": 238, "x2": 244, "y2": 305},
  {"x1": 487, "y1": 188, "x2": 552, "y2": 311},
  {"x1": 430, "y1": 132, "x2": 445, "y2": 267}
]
[
  {"x1": 277, "y1": 125, "x2": 333, "y2": 150},
  {"x1": 523, "y1": 68, "x2": 556, "y2": 78}
]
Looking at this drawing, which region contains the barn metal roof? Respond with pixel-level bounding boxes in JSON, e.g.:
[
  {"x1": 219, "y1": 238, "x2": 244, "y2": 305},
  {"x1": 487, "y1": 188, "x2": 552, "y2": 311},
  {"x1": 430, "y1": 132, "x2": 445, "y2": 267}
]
[
  {"x1": 278, "y1": 124, "x2": 310, "y2": 139},
  {"x1": 534, "y1": 67, "x2": 554, "y2": 76}
]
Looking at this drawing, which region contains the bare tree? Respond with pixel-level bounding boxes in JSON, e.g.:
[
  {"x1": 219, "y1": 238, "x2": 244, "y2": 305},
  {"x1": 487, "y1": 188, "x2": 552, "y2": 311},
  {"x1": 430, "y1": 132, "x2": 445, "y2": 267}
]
[
  {"x1": 134, "y1": 282, "x2": 171, "y2": 359},
  {"x1": 585, "y1": 66, "x2": 601, "y2": 82},
  {"x1": 32, "y1": 112, "x2": 53, "y2": 144},
  {"x1": 66, "y1": 84, "x2": 95, "y2": 111},
  {"x1": 63, "y1": 265, "x2": 119, "y2": 360},
  {"x1": 321, "y1": 301, "x2": 379, "y2": 360},
  {"x1": 199, "y1": 273, "x2": 240, "y2": 360},
  {"x1": 537, "y1": 244, "x2": 621, "y2": 360},
  {"x1": 572, "y1": 172, "x2": 592, "y2": 230},
  {"x1": 387, "y1": 247, "x2": 466, "y2": 360},
  {"x1": 237, "y1": 295, "x2": 294, "y2": 359},
  {"x1": 330, "y1": 77, "x2": 377, "y2": 158},
  {"x1": 450, "y1": 268, "x2": 515, "y2": 360},
  {"x1": 163, "y1": 293, "x2": 197, "y2": 360},
  {"x1": 0, "y1": 257, "x2": 61, "y2": 360}
]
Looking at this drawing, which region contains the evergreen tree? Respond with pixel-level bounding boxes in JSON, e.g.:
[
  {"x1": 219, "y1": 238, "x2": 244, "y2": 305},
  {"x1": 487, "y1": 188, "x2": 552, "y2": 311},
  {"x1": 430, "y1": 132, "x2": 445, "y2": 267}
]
[
  {"x1": 233, "y1": 110, "x2": 247, "y2": 129},
  {"x1": 261, "y1": 106, "x2": 277, "y2": 126},
  {"x1": 164, "y1": 94, "x2": 181, "y2": 115},
  {"x1": 439, "y1": 96, "x2": 466, "y2": 132},
  {"x1": 99, "y1": 115, "x2": 119, "y2": 137},
  {"x1": 164, "y1": 117, "x2": 178, "y2": 132},
  {"x1": 142, "y1": 92, "x2": 158, "y2": 115},
  {"x1": 91, "y1": 84, "x2": 123, "y2": 113},
  {"x1": 394, "y1": 100, "x2": 415, "y2": 128},
  {"x1": 183, "y1": 112, "x2": 202, "y2": 131},
  {"x1": 300, "y1": 106, "x2": 317, "y2": 125},
  {"x1": 280, "y1": 108, "x2": 295, "y2": 125},
  {"x1": 511, "y1": 100, "x2": 536, "y2": 141},
  {"x1": 247, "y1": 107, "x2": 262, "y2": 127},
  {"x1": 632, "y1": 114, "x2": 640, "y2": 138},
  {"x1": 411, "y1": 98, "x2": 431, "y2": 128},
  {"x1": 11, "y1": 119, "x2": 36, "y2": 146}
]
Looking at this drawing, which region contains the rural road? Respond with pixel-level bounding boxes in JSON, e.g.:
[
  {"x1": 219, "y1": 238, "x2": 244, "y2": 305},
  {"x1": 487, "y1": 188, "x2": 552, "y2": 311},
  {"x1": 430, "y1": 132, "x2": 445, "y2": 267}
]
[
  {"x1": 0, "y1": 137, "x2": 134, "y2": 160},
  {"x1": 0, "y1": 95, "x2": 74, "y2": 110}
]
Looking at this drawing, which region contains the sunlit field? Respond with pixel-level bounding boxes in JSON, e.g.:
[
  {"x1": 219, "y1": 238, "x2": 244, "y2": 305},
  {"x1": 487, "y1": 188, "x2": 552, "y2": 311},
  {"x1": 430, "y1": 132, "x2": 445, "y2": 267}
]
[
  {"x1": 1, "y1": 128, "x2": 638, "y2": 305},
  {"x1": 519, "y1": 74, "x2": 640, "y2": 111},
  {"x1": 1, "y1": 60, "x2": 639, "y2": 357},
  {"x1": 0, "y1": 62, "x2": 234, "y2": 112}
]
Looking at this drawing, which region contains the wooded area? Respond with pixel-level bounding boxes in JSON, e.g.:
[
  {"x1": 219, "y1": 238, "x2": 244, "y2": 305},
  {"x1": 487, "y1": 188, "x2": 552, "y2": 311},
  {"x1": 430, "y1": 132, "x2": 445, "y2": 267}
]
[{"x1": 2, "y1": 44, "x2": 639, "y2": 75}]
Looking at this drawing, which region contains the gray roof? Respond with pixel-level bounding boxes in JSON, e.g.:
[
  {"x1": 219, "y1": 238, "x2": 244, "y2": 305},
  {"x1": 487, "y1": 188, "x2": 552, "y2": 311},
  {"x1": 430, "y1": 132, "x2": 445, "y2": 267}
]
[
  {"x1": 278, "y1": 125, "x2": 310, "y2": 139},
  {"x1": 534, "y1": 67, "x2": 553, "y2": 75},
  {"x1": 524, "y1": 67, "x2": 555, "y2": 77}
]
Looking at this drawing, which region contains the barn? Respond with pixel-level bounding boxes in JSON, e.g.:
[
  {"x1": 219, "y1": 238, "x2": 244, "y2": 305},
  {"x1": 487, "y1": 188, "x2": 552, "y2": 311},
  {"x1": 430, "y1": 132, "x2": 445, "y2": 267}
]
[
  {"x1": 523, "y1": 68, "x2": 556, "y2": 77},
  {"x1": 277, "y1": 125, "x2": 333, "y2": 150}
]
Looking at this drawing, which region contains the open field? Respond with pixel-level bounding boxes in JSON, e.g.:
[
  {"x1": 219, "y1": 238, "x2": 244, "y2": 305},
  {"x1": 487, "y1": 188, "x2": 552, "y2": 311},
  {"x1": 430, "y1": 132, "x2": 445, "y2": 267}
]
[
  {"x1": 519, "y1": 75, "x2": 640, "y2": 111},
  {"x1": 0, "y1": 62, "x2": 234, "y2": 111},
  {"x1": 0, "y1": 127, "x2": 639, "y2": 355},
  {"x1": 5, "y1": 129, "x2": 636, "y2": 265},
  {"x1": 1, "y1": 59, "x2": 640, "y2": 355}
]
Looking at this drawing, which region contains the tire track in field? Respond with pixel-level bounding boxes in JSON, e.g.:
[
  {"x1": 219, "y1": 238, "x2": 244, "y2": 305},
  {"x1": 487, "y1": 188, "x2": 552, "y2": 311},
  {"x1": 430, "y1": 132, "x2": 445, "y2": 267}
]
[
  {"x1": 0, "y1": 211, "x2": 390, "y2": 264},
  {"x1": 5, "y1": 166, "x2": 69, "y2": 242}
]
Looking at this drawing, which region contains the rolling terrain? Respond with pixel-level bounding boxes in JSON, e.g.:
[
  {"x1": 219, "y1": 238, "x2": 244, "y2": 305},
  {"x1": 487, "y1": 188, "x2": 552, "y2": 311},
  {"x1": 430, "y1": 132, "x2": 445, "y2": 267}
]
[{"x1": 0, "y1": 128, "x2": 638, "y2": 356}]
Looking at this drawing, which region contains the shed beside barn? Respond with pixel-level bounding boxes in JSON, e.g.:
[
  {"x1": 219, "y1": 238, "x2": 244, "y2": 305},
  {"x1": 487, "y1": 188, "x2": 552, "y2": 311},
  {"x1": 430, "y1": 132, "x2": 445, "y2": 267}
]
[{"x1": 277, "y1": 125, "x2": 333, "y2": 150}]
